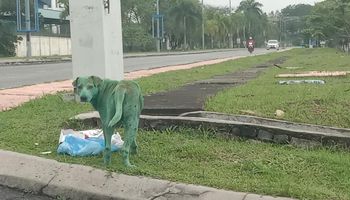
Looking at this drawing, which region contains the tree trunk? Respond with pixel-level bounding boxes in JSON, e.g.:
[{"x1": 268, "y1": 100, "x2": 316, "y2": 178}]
[
  {"x1": 237, "y1": 28, "x2": 240, "y2": 47},
  {"x1": 243, "y1": 25, "x2": 246, "y2": 42},
  {"x1": 183, "y1": 16, "x2": 187, "y2": 50}
]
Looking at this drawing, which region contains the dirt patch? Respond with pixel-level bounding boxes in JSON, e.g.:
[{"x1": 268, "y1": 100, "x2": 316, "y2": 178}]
[{"x1": 143, "y1": 57, "x2": 287, "y2": 116}]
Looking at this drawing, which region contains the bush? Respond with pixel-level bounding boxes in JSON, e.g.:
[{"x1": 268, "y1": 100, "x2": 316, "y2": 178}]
[
  {"x1": 0, "y1": 20, "x2": 20, "y2": 57},
  {"x1": 123, "y1": 23, "x2": 155, "y2": 52}
]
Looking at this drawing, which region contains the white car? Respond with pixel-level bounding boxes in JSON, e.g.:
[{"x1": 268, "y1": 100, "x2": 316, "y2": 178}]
[{"x1": 266, "y1": 40, "x2": 279, "y2": 50}]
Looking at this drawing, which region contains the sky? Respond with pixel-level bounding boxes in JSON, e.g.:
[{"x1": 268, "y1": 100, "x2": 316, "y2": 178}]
[{"x1": 204, "y1": 0, "x2": 323, "y2": 13}]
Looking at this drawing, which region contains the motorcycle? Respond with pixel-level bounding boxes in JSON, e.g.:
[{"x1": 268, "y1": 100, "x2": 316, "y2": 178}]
[{"x1": 248, "y1": 42, "x2": 254, "y2": 54}]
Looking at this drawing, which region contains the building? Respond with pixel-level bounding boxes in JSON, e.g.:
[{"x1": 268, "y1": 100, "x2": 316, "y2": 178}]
[{"x1": 15, "y1": 0, "x2": 72, "y2": 57}]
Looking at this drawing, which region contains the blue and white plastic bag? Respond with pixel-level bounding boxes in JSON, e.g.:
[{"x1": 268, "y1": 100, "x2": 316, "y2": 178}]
[{"x1": 57, "y1": 129, "x2": 124, "y2": 156}]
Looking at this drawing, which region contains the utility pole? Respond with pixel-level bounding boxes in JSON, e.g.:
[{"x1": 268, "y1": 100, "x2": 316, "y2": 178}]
[
  {"x1": 202, "y1": 0, "x2": 205, "y2": 49},
  {"x1": 156, "y1": 0, "x2": 160, "y2": 52},
  {"x1": 25, "y1": 0, "x2": 32, "y2": 57}
]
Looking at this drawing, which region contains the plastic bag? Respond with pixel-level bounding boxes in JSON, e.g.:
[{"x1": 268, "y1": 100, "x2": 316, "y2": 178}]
[{"x1": 57, "y1": 129, "x2": 124, "y2": 156}]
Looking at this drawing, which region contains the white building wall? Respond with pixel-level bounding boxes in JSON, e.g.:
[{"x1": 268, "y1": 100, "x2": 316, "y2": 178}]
[{"x1": 16, "y1": 35, "x2": 71, "y2": 57}]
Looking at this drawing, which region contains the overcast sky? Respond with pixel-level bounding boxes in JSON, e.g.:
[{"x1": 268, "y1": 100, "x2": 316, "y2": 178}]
[{"x1": 204, "y1": 0, "x2": 323, "y2": 13}]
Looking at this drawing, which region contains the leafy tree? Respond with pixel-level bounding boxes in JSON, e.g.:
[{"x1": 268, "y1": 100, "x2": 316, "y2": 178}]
[
  {"x1": 0, "y1": 0, "x2": 16, "y2": 16},
  {"x1": 168, "y1": 0, "x2": 201, "y2": 49},
  {"x1": 236, "y1": 0, "x2": 263, "y2": 36},
  {"x1": 281, "y1": 4, "x2": 312, "y2": 46},
  {"x1": 305, "y1": 0, "x2": 350, "y2": 49},
  {"x1": 0, "y1": 0, "x2": 20, "y2": 57},
  {"x1": 121, "y1": 0, "x2": 154, "y2": 51},
  {"x1": 205, "y1": 19, "x2": 219, "y2": 48},
  {"x1": 58, "y1": 0, "x2": 69, "y2": 19}
]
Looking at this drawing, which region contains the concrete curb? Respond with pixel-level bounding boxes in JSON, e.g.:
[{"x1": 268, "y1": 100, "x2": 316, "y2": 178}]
[
  {"x1": 0, "y1": 58, "x2": 72, "y2": 66},
  {"x1": 0, "y1": 150, "x2": 295, "y2": 200},
  {"x1": 73, "y1": 112, "x2": 350, "y2": 149},
  {"x1": 0, "y1": 49, "x2": 242, "y2": 67}
]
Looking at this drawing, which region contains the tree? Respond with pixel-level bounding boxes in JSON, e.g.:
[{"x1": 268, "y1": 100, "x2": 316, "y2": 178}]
[
  {"x1": 58, "y1": 0, "x2": 69, "y2": 19},
  {"x1": 281, "y1": 4, "x2": 313, "y2": 46},
  {"x1": 305, "y1": 0, "x2": 350, "y2": 49},
  {"x1": 236, "y1": 0, "x2": 263, "y2": 35},
  {"x1": 168, "y1": 0, "x2": 201, "y2": 49},
  {"x1": 0, "y1": 0, "x2": 20, "y2": 57}
]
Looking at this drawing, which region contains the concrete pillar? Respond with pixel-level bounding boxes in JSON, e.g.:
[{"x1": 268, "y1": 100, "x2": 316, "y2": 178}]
[{"x1": 69, "y1": 0, "x2": 124, "y2": 80}]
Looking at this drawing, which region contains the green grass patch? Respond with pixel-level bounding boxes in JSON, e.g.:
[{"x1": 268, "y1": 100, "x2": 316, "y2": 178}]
[
  {"x1": 206, "y1": 48, "x2": 350, "y2": 128},
  {"x1": 1, "y1": 48, "x2": 350, "y2": 199},
  {"x1": 137, "y1": 51, "x2": 284, "y2": 95}
]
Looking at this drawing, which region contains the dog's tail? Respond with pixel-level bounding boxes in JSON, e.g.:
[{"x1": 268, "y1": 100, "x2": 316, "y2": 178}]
[{"x1": 136, "y1": 84, "x2": 144, "y2": 113}]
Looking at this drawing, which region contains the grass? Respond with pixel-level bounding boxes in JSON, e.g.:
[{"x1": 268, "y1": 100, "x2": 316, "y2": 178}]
[
  {"x1": 137, "y1": 51, "x2": 283, "y2": 95},
  {"x1": 1, "y1": 48, "x2": 350, "y2": 199},
  {"x1": 206, "y1": 48, "x2": 350, "y2": 128}
]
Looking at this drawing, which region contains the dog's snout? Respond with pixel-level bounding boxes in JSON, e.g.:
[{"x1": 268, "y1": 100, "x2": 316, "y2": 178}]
[{"x1": 80, "y1": 96, "x2": 88, "y2": 102}]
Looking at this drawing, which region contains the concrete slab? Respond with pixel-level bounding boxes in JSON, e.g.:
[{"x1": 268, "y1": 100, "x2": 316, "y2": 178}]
[{"x1": 143, "y1": 64, "x2": 271, "y2": 116}]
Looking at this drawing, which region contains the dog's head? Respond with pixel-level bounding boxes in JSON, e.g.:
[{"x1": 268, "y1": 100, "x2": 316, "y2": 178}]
[{"x1": 72, "y1": 76, "x2": 102, "y2": 102}]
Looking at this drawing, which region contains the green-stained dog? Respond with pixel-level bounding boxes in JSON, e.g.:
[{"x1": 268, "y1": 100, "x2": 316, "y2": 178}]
[{"x1": 73, "y1": 76, "x2": 143, "y2": 167}]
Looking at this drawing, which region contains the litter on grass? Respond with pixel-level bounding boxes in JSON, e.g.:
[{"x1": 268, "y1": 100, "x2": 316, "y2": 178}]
[
  {"x1": 57, "y1": 129, "x2": 124, "y2": 156},
  {"x1": 278, "y1": 80, "x2": 325, "y2": 85},
  {"x1": 276, "y1": 71, "x2": 349, "y2": 78}
]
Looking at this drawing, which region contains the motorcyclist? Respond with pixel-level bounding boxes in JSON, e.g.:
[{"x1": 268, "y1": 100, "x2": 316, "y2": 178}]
[
  {"x1": 246, "y1": 36, "x2": 255, "y2": 48},
  {"x1": 246, "y1": 36, "x2": 255, "y2": 53}
]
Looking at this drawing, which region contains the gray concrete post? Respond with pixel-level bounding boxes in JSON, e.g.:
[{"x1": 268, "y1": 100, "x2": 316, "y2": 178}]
[{"x1": 69, "y1": 0, "x2": 124, "y2": 80}]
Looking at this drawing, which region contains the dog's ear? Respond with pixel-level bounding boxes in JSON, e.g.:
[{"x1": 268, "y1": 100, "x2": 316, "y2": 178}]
[
  {"x1": 72, "y1": 77, "x2": 79, "y2": 88},
  {"x1": 90, "y1": 76, "x2": 102, "y2": 87}
]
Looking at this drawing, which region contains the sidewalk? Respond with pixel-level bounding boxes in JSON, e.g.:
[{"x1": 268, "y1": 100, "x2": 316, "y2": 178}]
[
  {"x1": 0, "y1": 54, "x2": 297, "y2": 200},
  {"x1": 0, "y1": 150, "x2": 295, "y2": 200}
]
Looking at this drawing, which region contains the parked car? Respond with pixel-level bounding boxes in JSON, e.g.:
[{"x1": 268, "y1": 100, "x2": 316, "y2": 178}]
[{"x1": 266, "y1": 40, "x2": 279, "y2": 50}]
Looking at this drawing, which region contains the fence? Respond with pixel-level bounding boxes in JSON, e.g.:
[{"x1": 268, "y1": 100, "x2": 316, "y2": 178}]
[{"x1": 16, "y1": 34, "x2": 71, "y2": 57}]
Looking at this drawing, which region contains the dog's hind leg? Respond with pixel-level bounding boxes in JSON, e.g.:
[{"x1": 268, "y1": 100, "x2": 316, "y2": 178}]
[
  {"x1": 103, "y1": 127, "x2": 113, "y2": 165},
  {"x1": 130, "y1": 138, "x2": 138, "y2": 155},
  {"x1": 122, "y1": 125, "x2": 138, "y2": 167}
]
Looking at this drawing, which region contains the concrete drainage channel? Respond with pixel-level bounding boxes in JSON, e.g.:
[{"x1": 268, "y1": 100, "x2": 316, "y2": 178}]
[{"x1": 73, "y1": 111, "x2": 350, "y2": 149}]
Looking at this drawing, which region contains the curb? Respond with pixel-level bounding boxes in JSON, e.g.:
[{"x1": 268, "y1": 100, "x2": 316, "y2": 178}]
[
  {"x1": 0, "y1": 150, "x2": 295, "y2": 200},
  {"x1": 0, "y1": 58, "x2": 72, "y2": 67},
  {"x1": 73, "y1": 111, "x2": 350, "y2": 149}
]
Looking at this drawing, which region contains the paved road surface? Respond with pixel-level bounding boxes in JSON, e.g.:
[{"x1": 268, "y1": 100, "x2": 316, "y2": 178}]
[
  {"x1": 0, "y1": 185, "x2": 53, "y2": 200},
  {"x1": 0, "y1": 48, "x2": 272, "y2": 89}
]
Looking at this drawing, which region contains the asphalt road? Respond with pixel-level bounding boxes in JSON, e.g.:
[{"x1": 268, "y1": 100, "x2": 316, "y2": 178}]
[
  {"x1": 0, "y1": 185, "x2": 53, "y2": 200},
  {"x1": 0, "y1": 48, "x2": 272, "y2": 89}
]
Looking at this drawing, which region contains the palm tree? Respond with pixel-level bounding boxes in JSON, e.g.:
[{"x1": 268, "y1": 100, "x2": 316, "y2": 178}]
[
  {"x1": 236, "y1": 0, "x2": 263, "y2": 36},
  {"x1": 168, "y1": 0, "x2": 201, "y2": 49},
  {"x1": 230, "y1": 12, "x2": 246, "y2": 47},
  {"x1": 205, "y1": 19, "x2": 219, "y2": 48}
]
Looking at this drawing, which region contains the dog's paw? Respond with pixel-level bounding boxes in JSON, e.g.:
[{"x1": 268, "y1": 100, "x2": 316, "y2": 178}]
[
  {"x1": 130, "y1": 147, "x2": 138, "y2": 155},
  {"x1": 125, "y1": 163, "x2": 136, "y2": 168}
]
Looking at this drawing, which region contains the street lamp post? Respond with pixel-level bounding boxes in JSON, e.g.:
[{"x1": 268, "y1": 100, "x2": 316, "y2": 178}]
[
  {"x1": 202, "y1": 0, "x2": 205, "y2": 49},
  {"x1": 25, "y1": 0, "x2": 32, "y2": 57},
  {"x1": 156, "y1": 0, "x2": 160, "y2": 52}
]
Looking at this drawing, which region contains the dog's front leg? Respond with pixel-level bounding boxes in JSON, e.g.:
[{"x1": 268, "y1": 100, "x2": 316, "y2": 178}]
[{"x1": 103, "y1": 126, "x2": 113, "y2": 165}]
